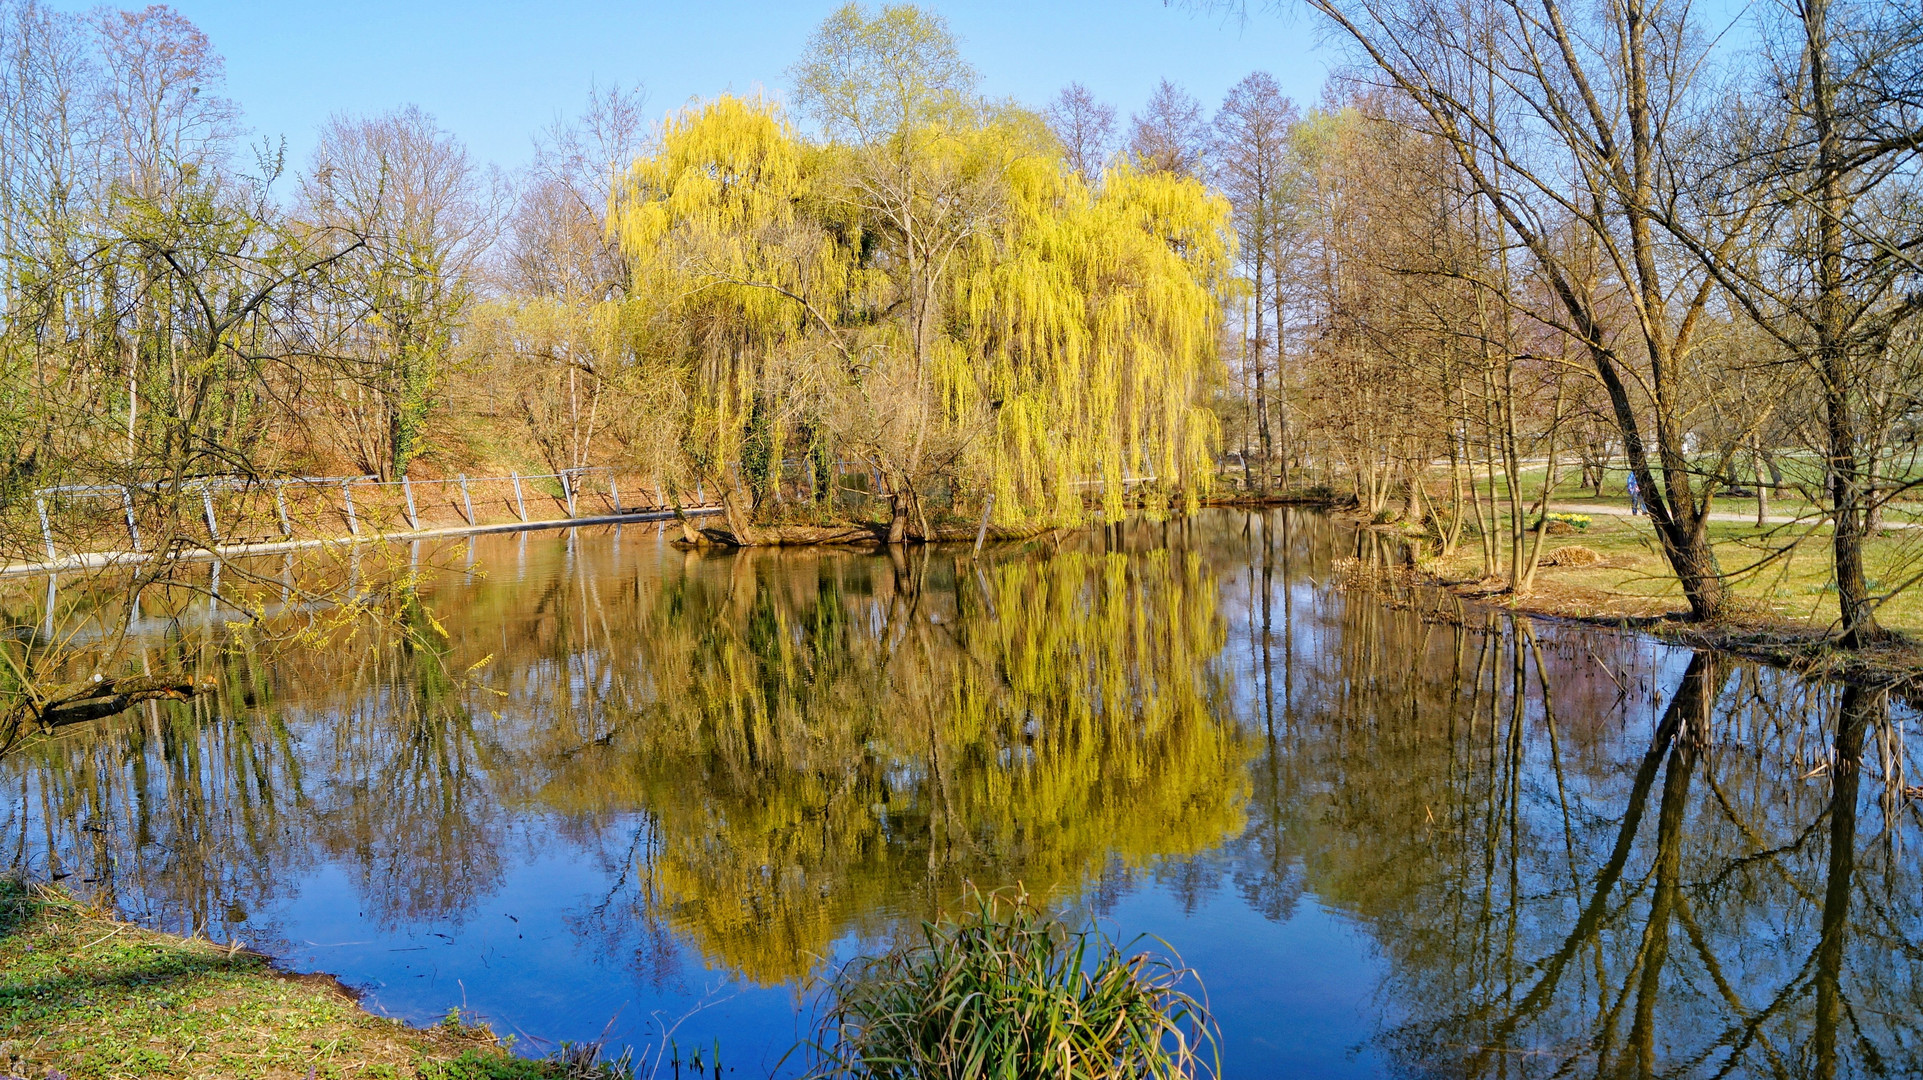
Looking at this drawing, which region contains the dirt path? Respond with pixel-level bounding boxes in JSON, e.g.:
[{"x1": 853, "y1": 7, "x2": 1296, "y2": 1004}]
[{"x1": 1545, "y1": 502, "x2": 1923, "y2": 530}]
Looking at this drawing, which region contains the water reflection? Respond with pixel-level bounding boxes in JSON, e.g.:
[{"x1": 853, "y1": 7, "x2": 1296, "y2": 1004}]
[{"x1": 3, "y1": 510, "x2": 1921, "y2": 1077}]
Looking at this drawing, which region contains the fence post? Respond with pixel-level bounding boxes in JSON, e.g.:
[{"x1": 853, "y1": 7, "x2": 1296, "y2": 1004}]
[
  {"x1": 122, "y1": 486, "x2": 142, "y2": 552},
  {"x1": 202, "y1": 485, "x2": 221, "y2": 544},
  {"x1": 458, "y1": 474, "x2": 475, "y2": 525},
  {"x1": 609, "y1": 473, "x2": 623, "y2": 515},
  {"x1": 973, "y1": 492, "x2": 996, "y2": 556},
  {"x1": 36, "y1": 497, "x2": 55, "y2": 562},
  {"x1": 275, "y1": 481, "x2": 292, "y2": 537},
  {"x1": 402, "y1": 475, "x2": 419, "y2": 529},
  {"x1": 696, "y1": 478, "x2": 705, "y2": 505},
  {"x1": 561, "y1": 470, "x2": 576, "y2": 517},
  {"x1": 342, "y1": 479, "x2": 360, "y2": 536},
  {"x1": 511, "y1": 472, "x2": 528, "y2": 522}
]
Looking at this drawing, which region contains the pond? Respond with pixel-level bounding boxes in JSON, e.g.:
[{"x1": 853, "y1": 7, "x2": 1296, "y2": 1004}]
[{"x1": 5, "y1": 509, "x2": 1920, "y2": 1077}]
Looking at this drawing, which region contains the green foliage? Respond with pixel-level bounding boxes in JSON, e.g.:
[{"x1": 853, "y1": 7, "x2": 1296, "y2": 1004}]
[
  {"x1": 414, "y1": 1049, "x2": 574, "y2": 1080},
  {"x1": 808, "y1": 889, "x2": 1217, "y2": 1080},
  {"x1": 790, "y1": 2, "x2": 979, "y2": 140}
]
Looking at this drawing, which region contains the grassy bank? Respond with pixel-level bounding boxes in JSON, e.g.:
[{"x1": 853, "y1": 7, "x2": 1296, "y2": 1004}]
[
  {"x1": 1352, "y1": 508, "x2": 1923, "y2": 686},
  {"x1": 1418, "y1": 511, "x2": 1923, "y2": 632},
  {"x1": 0, "y1": 879, "x2": 587, "y2": 1080}
]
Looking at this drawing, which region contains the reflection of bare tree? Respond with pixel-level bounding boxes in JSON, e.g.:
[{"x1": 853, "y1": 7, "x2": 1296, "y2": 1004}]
[
  {"x1": 1813, "y1": 684, "x2": 1879, "y2": 1080},
  {"x1": 2, "y1": 635, "x2": 316, "y2": 938},
  {"x1": 306, "y1": 610, "x2": 507, "y2": 929},
  {"x1": 1227, "y1": 544, "x2": 1923, "y2": 1079}
]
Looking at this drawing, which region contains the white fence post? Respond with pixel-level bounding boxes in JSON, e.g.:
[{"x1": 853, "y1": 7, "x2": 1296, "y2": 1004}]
[
  {"x1": 510, "y1": 472, "x2": 527, "y2": 522},
  {"x1": 342, "y1": 479, "x2": 360, "y2": 536},
  {"x1": 202, "y1": 485, "x2": 221, "y2": 543},
  {"x1": 562, "y1": 471, "x2": 576, "y2": 517},
  {"x1": 974, "y1": 492, "x2": 996, "y2": 555},
  {"x1": 275, "y1": 481, "x2": 292, "y2": 537},
  {"x1": 402, "y1": 475, "x2": 419, "y2": 529},
  {"x1": 458, "y1": 474, "x2": 475, "y2": 524},
  {"x1": 36, "y1": 498, "x2": 55, "y2": 562},
  {"x1": 122, "y1": 486, "x2": 141, "y2": 552}
]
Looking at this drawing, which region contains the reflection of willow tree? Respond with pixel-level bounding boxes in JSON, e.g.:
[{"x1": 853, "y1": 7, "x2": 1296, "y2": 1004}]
[
  {"x1": 521, "y1": 544, "x2": 1252, "y2": 984},
  {"x1": 1229, "y1": 541, "x2": 1923, "y2": 1077}
]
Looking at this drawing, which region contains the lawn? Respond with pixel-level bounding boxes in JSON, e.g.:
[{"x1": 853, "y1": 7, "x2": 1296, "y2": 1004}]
[
  {"x1": 0, "y1": 879, "x2": 582, "y2": 1080},
  {"x1": 1429, "y1": 508, "x2": 1923, "y2": 635}
]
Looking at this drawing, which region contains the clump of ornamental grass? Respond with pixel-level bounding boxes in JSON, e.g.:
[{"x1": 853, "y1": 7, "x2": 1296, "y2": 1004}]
[{"x1": 807, "y1": 888, "x2": 1218, "y2": 1080}]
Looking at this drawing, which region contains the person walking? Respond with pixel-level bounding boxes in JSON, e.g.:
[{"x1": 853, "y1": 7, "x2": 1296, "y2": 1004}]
[{"x1": 1626, "y1": 471, "x2": 1645, "y2": 516}]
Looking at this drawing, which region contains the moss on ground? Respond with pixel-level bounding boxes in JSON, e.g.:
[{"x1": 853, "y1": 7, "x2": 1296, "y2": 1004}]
[{"x1": 0, "y1": 878, "x2": 585, "y2": 1080}]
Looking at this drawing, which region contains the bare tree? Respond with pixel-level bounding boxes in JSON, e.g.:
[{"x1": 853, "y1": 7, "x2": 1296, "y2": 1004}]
[
  {"x1": 1213, "y1": 71, "x2": 1299, "y2": 490},
  {"x1": 504, "y1": 81, "x2": 647, "y2": 300},
  {"x1": 1291, "y1": 0, "x2": 1747, "y2": 619},
  {"x1": 1129, "y1": 78, "x2": 1209, "y2": 177},
  {"x1": 92, "y1": 4, "x2": 238, "y2": 199},
  {"x1": 477, "y1": 84, "x2": 653, "y2": 480},
  {"x1": 1045, "y1": 81, "x2": 1116, "y2": 179},
  {"x1": 1668, "y1": 0, "x2": 1923, "y2": 644},
  {"x1": 300, "y1": 106, "x2": 495, "y2": 479}
]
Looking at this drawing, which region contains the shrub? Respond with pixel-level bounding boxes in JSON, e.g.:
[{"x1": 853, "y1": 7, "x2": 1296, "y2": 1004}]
[
  {"x1": 807, "y1": 889, "x2": 1217, "y2": 1080},
  {"x1": 1540, "y1": 544, "x2": 1605, "y2": 568}
]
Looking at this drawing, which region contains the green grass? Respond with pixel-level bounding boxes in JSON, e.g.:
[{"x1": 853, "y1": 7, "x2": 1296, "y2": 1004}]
[
  {"x1": 808, "y1": 888, "x2": 1217, "y2": 1080},
  {"x1": 0, "y1": 878, "x2": 598, "y2": 1080},
  {"x1": 1436, "y1": 509, "x2": 1923, "y2": 634}
]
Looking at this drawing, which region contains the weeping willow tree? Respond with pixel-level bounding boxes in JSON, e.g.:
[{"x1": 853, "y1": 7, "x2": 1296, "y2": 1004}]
[
  {"x1": 610, "y1": 95, "x2": 864, "y2": 541},
  {"x1": 950, "y1": 162, "x2": 1231, "y2": 525},
  {"x1": 607, "y1": 6, "x2": 1233, "y2": 543}
]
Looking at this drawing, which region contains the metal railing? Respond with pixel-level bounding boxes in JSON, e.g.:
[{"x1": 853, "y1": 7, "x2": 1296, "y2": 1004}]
[{"x1": 11, "y1": 467, "x2": 717, "y2": 576}]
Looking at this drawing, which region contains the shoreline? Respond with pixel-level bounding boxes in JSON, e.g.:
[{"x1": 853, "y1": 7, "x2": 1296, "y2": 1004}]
[
  {"x1": 0, "y1": 878, "x2": 599, "y2": 1079},
  {"x1": 1307, "y1": 503, "x2": 1923, "y2": 692}
]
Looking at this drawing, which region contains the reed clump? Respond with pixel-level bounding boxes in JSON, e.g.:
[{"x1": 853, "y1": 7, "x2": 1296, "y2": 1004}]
[{"x1": 808, "y1": 889, "x2": 1217, "y2": 1080}]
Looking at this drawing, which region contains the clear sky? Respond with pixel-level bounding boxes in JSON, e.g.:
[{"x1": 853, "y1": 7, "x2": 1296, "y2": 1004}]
[{"x1": 60, "y1": 1, "x2": 1330, "y2": 173}]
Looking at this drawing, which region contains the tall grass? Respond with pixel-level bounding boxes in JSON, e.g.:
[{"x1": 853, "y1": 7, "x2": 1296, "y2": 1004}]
[{"x1": 807, "y1": 889, "x2": 1218, "y2": 1080}]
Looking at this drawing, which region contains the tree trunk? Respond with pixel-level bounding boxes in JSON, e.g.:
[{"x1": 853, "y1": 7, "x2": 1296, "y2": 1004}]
[{"x1": 1808, "y1": 0, "x2": 1881, "y2": 645}]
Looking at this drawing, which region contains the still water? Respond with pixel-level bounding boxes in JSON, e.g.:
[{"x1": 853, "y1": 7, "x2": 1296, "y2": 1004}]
[{"x1": 6, "y1": 510, "x2": 1921, "y2": 1077}]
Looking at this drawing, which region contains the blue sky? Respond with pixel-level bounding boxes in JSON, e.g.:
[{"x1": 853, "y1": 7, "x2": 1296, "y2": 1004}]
[{"x1": 65, "y1": 1, "x2": 1330, "y2": 172}]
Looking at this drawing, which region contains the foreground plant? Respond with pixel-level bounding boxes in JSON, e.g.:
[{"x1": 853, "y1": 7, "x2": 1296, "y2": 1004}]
[{"x1": 808, "y1": 889, "x2": 1218, "y2": 1080}]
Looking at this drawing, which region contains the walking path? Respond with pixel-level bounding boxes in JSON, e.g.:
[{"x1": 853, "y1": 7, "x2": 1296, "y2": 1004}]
[{"x1": 1550, "y1": 501, "x2": 1923, "y2": 531}]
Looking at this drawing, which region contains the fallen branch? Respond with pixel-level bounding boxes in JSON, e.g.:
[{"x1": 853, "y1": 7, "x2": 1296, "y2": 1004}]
[{"x1": 2, "y1": 674, "x2": 216, "y2": 756}]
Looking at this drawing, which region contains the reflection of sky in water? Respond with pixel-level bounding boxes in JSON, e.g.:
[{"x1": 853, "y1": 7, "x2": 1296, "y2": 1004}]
[
  {"x1": 10, "y1": 509, "x2": 1923, "y2": 1078},
  {"x1": 263, "y1": 824, "x2": 1388, "y2": 1077}
]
